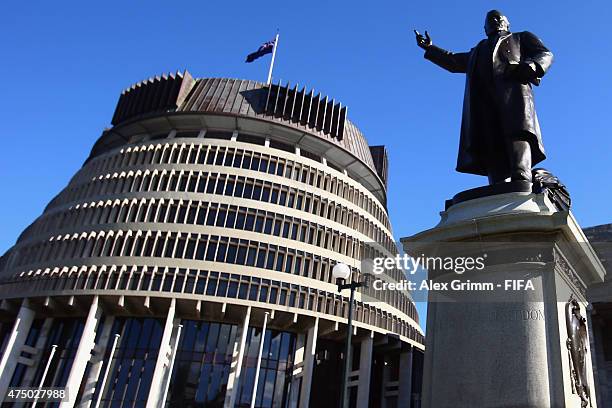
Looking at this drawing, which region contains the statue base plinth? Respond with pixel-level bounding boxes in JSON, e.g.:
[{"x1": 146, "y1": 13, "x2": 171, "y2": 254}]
[
  {"x1": 401, "y1": 191, "x2": 605, "y2": 408},
  {"x1": 445, "y1": 180, "x2": 533, "y2": 210}
]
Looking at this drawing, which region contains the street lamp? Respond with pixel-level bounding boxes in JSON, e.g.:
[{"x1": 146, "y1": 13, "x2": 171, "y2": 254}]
[{"x1": 332, "y1": 263, "x2": 364, "y2": 408}]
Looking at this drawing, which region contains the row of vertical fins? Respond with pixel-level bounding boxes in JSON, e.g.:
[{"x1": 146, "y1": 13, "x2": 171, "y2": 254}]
[
  {"x1": 111, "y1": 71, "x2": 195, "y2": 126},
  {"x1": 264, "y1": 80, "x2": 346, "y2": 140}
]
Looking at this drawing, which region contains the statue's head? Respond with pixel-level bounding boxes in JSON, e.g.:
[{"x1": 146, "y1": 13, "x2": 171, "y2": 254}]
[{"x1": 485, "y1": 10, "x2": 510, "y2": 36}]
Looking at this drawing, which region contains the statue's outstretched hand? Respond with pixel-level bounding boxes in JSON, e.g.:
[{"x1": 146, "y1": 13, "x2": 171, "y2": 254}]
[{"x1": 414, "y1": 30, "x2": 432, "y2": 49}]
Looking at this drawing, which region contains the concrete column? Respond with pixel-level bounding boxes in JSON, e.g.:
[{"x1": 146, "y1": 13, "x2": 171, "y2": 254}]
[
  {"x1": 78, "y1": 316, "x2": 115, "y2": 407},
  {"x1": 356, "y1": 335, "x2": 373, "y2": 408},
  {"x1": 0, "y1": 299, "x2": 36, "y2": 400},
  {"x1": 146, "y1": 299, "x2": 177, "y2": 408},
  {"x1": 224, "y1": 306, "x2": 251, "y2": 408},
  {"x1": 299, "y1": 317, "x2": 318, "y2": 408},
  {"x1": 398, "y1": 347, "x2": 414, "y2": 408},
  {"x1": 60, "y1": 296, "x2": 103, "y2": 408},
  {"x1": 289, "y1": 333, "x2": 306, "y2": 408},
  {"x1": 159, "y1": 319, "x2": 182, "y2": 408},
  {"x1": 21, "y1": 318, "x2": 54, "y2": 387},
  {"x1": 380, "y1": 356, "x2": 391, "y2": 408}
]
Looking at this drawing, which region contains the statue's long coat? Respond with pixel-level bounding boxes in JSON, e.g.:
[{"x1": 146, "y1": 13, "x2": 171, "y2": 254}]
[{"x1": 424, "y1": 32, "x2": 553, "y2": 176}]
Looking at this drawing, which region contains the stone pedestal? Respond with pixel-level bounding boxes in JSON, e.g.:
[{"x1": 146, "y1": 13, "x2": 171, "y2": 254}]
[{"x1": 401, "y1": 191, "x2": 606, "y2": 408}]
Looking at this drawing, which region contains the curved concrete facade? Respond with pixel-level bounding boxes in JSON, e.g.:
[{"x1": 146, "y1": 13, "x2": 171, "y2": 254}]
[{"x1": 0, "y1": 73, "x2": 423, "y2": 407}]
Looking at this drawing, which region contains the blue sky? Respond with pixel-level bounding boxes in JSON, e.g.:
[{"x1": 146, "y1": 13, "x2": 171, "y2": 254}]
[{"x1": 2, "y1": 1, "x2": 611, "y2": 328}]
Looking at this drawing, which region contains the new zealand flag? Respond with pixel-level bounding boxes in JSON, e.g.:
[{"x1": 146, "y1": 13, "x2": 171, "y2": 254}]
[{"x1": 245, "y1": 40, "x2": 275, "y2": 63}]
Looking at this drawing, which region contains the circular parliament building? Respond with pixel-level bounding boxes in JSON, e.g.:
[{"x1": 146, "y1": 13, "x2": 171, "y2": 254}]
[{"x1": 0, "y1": 72, "x2": 424, "y2": 408}]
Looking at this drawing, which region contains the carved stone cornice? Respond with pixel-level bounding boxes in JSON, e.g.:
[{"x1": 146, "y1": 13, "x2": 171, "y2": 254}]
[{"x1": 554, "y1": 248, "x2": 587, "y2": 297}]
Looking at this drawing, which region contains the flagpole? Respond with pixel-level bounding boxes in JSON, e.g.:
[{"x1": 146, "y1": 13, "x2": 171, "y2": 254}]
[{"x1": 266, "y1": 33, "x2": 279, "y2": 85}]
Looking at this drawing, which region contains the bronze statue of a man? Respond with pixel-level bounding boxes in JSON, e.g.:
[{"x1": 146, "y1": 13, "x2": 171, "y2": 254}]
[{"x1": 415, "y1": 10, "x2": 553, "y2": 184}]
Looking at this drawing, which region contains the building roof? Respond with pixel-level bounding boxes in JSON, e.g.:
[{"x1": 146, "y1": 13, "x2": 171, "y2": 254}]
[{"x1": 109, "y1": 71, "x2": 384, "y2": 184}]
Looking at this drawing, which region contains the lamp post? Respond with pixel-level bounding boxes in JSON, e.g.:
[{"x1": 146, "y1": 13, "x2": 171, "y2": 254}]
[{"x1": 332, "y1": 263, "x2": 364, "y2": 408}]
